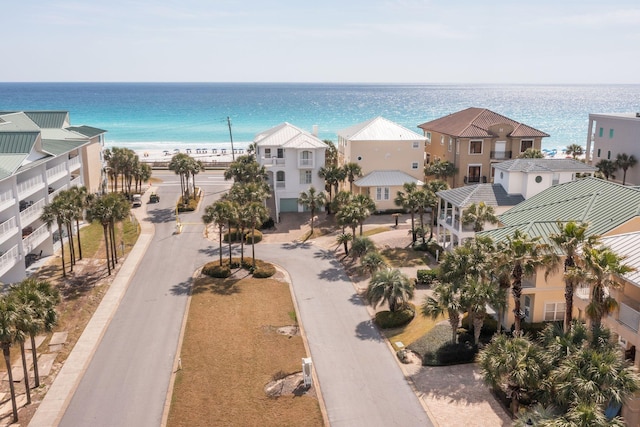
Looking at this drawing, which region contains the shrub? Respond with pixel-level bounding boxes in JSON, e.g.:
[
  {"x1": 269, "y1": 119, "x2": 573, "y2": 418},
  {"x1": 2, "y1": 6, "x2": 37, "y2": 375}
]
[
  {"x1": 416, "y1": 269, "x2": 438, "y2": 286},
  {"x1": 223, "y1": 229, "x2": 244, "y2": 243},
  {"x1": 260, "y1": 217, "x2": 275, "y2": 230},
  {"x1": 426, "y1": 241, "x2": 444, "y2": 259},
  {"x1": 253, "y1": 261, "x2": 276, "y2": 278},
  {"x1": 177, "y1": 192, "x2": 200, "y2": 212},
  {"x1": 245, "y1": 229, "x2": 263, "y2": 244},
  {"x1": 435, "y1": 341, "x2": 477, "y2": 365},
  {"x1": 373, "y1": 304, "x2": 415, "y2": 329},
  {"x1": 202, "y1": 262, "x2": 231, "y2": 278}
]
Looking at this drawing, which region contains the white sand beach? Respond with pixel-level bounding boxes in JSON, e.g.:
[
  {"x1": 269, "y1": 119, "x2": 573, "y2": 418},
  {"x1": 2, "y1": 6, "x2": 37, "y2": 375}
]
[{"x1": 135, "y1": 146, "x2": 247, "y2": 164}]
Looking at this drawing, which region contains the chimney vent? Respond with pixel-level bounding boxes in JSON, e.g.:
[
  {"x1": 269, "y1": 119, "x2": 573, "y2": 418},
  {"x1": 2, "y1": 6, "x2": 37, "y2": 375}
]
[{"x1": 312, "y1": 125, "x2": 318, "y2": 136}]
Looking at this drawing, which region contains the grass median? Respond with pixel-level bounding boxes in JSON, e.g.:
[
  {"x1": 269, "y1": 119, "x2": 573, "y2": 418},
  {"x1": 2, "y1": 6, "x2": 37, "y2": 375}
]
[{"x1": 167, "y1": 274, "x2": 323, "y2": 427}]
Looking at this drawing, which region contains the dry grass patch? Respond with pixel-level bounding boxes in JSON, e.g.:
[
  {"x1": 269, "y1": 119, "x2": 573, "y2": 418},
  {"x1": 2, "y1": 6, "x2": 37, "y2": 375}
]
[
  {"x1": 167, "y1": 276, "x2": 323, "y2": 427},
  {"x1": 363, "y1": 226, "x2": 391, "y2": 237},
  {"x1": 380, "y1": 247, "x2": 427, "y2": 268},
  {"x1": 382, "y1": 311, "x2": 444, "y2": 351}
]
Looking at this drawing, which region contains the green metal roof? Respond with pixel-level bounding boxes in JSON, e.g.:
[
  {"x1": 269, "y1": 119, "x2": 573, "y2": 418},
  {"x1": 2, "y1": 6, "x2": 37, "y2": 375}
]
[
  {"x1": 41, "y1": 139, "x2": 86, "y2": 156},
  {"x1": 23, "y1": 111, "x2": 68, "y2": 128},
  {"x1": 66, "y1": 125, "x2": 106, "y2": 138},
  {"x1": 0, "y1": 154, "x2": 29, "y2": 180},
  {"x1": 0, "y1": 132, "x2": 38, "y2": 153},
  {"x1": 479, "y1": 177, "x2": 640, "y2": 244}
]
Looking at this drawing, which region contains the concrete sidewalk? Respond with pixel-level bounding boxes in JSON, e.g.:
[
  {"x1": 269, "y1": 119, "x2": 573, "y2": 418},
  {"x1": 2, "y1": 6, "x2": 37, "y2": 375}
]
[{"x1": 28, "y1": 193, "x2": 156, "y2": 427}]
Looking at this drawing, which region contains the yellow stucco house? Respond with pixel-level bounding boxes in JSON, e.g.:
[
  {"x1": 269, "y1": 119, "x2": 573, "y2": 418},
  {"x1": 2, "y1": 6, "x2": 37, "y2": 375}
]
[{"x1": 337, "y1": 116, "x2": 426, "y2": 210}]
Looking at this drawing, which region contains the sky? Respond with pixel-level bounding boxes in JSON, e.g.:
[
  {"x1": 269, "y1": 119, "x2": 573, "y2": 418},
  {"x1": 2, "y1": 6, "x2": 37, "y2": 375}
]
[{"x1": 2, "y1": 0, "x2": 639, "y2": 83}]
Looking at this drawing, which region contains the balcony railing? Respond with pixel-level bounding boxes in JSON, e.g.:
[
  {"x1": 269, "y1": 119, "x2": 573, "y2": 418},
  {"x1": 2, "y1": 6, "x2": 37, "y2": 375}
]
[
  {"x1": 49, "y1": 185, "x2": 68, "y2": 200},
  {"x1": 619, "y1": 302, "x2": 640, "y2": 332},
  {"x1": 0, "y1": 245, "x2": 19, "y2": 275},
  {"x1": 17, "y1": 176, "x2": 45, "y2": 199},
  {"x1": 23, "y1": 224, "x2": 49, "y2": 254},
  {"x1": 464, "y1": 176, "x2": 486, "y2": 184},
  {"x1": 275, "y1": 181, "x2": 285, "y2": 189},
  {"x1": 263, "y1": 157, "x2": 285, "y2": 166},
  {"x1": 19, "y1": 199, "x2": 45, "y2": 226},
  {"x1": 0, "y1": 189, "x2": 15, "y2": 212},
  {"x1": 0, "y1": 217, "x2": 18, "y2": 245},
  {"x1": 576, "y1": 283, "x2": 590, "y2": 300},
  {"x1": 298, "y1": 158, "x2": 314, "y2": 168},
  {"x1": 46, "y1": 163, "x2": 67, "y2": 182},
  {"x1": 68, "y1": 156, "x2": 81, "y2": 170},
  {"x1": 490, "y1": 151, "x2": 512, "y2": 160}
]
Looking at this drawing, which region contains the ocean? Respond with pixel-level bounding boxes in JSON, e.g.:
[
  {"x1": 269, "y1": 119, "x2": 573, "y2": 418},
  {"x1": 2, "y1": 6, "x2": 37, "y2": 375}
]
[{"x1": 1, "y1": 82, "x2": 638, "y2": 152}]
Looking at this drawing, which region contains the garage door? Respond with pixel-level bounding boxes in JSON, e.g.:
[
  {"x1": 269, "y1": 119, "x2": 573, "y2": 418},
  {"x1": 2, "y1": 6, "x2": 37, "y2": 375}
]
[{"x1": 280, "y1": 198, "x2": 299, "y2": 212}]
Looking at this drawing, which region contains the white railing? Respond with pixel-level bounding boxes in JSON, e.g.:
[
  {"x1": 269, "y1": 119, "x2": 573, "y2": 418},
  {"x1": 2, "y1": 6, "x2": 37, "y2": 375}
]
[
  {"x1": 17, "y1": 176, "x2": 45, "y2": 198},
  {"x1": 576, "y1": 283, "x2": 590, "y2": 300},
  {"x1": 0, "y1": 245, "x2": 19, "y2": 274},
  {"x1": 276, "y1": 182, "x2": 285, "y2": 189},
  {"x1": 619, "y1": 302, "x2": 640, "y2": 332},
  {"x1": 49, "y1": 184, "x2": 68, "y2": 200},
  {"x1": 0, "y1": 189, "x2": 15, "y2": 213},
  {"x1": 0, "y1": 217, "x2": 18, "y2": 245},
  {"x1": 46, "y1": 163, "x2": 67, "y2": 181},
  {"x1": 68, "y1": 156, "x2": 81, "y2": 170},
  {"x1": 20, "y1": 199, "x2": 45, "y2": 226},
  {"x1": 22, "y1": 224, "x2": 48, "y2": 254},
  {"x1": 298, "y1": 158, "x2": 314, "y2": 168},
  {"x1": 70, "y1": 175, "x2": 82, "y2": 186},
  {"x1": 272, "y1": 157, "x2": 285, "y2": 166}
]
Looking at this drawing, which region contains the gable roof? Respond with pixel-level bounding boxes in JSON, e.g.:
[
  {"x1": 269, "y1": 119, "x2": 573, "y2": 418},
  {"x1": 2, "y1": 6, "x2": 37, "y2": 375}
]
[
  {"x1": 479, "y1": 177, "x2": 640, "y2": 243},
  {"x1": 337, "y1": 116, "x2": 426, "y2": 141},
  {"x1": 418, "y1": 107, "x2": 549, "y2": 139},
  {"x1": 0, "y1": 132, "x2": 38, "y2": 153},
  {"x1": 66, "y1": 125, "x2": 107, "y2": 138},
  {"x1": 493, "y1": 158, "x2": 597, "y2": 173},
  {"x1": 254, "y1": 122, "x2": 327, "y2": 149},
  {"x1": 436, "y1": 183, "x2": 524, "y2": 208},
  {"x1": 355, "y1": 170, "x2": 423, "y2": 187}
]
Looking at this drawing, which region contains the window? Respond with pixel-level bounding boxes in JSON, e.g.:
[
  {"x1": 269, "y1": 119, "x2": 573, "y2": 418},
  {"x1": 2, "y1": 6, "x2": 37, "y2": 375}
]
[
  {"x1": 552, "y1": 173, "x2": 560, "y2": 185},
  {"x1": 544, "y1": 302, "x2": 566, "y2": 321},
  {"x1": 467, "y1": 165, "x2": 481, "y2": 183},
  {"x1": 412, "y1": 141, "x2": 420, "y2": 148},
  {"x1": 520, "y1": 140, "x2": 533, "y2": 153},
  {"x1": 300, "y1": 170, "x2": 312, "y2": 184},
  {"x1": 426, "y1": 132, "x2": 431, "y2": 144},
  {"x1": 440, "y1": 135, "x2": 445, "y2": 145},
  {"x1": 425, "y1": 153, "x2": 431, "y2": 164},
  {"x1": 411, "y1": 162, "x2": 419, "y2": 170},
  {"x1": 375, "y1": 187, "x2": 390, "y2": 201},
  {"x1": 608, "y1": 150, "x2": 611, "y2": 160},
  {"x1": 597, "y1": 148, "x2": 601, "y2": 157},
  {"x1": 469, "y1": 140, "x2": 483, "y2": 154},
  {"x1": 524, "y1": 296, "x2": 531, "y2": 320},
  {"x1": 609, "y1": 128, "x2": 614, "y2": 138},
  {"x1": 448, "y1": 138, "x2": 452, "y2": 152},
  {"x1": 264, "y1": 148, "x2": 272, "y2": 158},
  {"x1": 599, "y1": 127, "x2": 604, "y2": 137},
  {"x1": 300, "y1": 150, "x2": 313, "y2": 166},
  {"x1": 276, "y1": 171, "x2": 285, "y2": 181},
  {"x1": 277, "y1": 148, "x2": 284, "y2": 158}
]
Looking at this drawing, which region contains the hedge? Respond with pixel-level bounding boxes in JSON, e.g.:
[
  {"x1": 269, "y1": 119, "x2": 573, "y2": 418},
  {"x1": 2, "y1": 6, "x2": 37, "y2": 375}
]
[
  {"x1": 206, "y1": 257, "x2": 276, "y2": 278},
  {"x1": 416, "y1": 269, "x2": 438, "y2": 286},
  {"x1": 202, "y1": 262, "x2": 231, "y2": 278},
  {"x1": 223, "y1": 229, "x2": 263, "y2": 243},
  {"x1": 373, "y1": 304, "x2": 415, "y2": 329}
]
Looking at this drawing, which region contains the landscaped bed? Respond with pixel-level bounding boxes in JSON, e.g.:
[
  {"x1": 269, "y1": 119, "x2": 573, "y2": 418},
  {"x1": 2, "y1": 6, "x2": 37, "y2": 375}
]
[{"x1": 167, "y1": 275, "x2": 323, "y2": 427}]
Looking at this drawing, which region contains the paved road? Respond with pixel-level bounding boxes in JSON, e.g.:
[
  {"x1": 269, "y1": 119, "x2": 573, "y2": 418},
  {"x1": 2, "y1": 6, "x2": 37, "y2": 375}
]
[
  {"x1": 256, "y1": 242, "x2": 433, "y2": 427},
  {"x1": 59, "y1": 171, "x2": 230, "y2": 427}
]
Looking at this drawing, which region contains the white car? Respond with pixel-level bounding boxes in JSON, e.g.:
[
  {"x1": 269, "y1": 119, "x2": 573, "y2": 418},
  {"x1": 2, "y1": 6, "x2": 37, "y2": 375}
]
[{"x1": 132, "y1": 194, "x2": 142, "y2": 207}]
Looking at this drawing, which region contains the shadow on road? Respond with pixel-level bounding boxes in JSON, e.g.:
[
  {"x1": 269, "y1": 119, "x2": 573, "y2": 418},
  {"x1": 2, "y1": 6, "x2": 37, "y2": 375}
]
[
  {"x1": 317, "y1": 267, "x2": 345, "y2": 282},
  {"x1": 281, "y1": 241, "x2": 312, "y2": 251},
  {"x1": 355, "y1": 320, "x2": 382, "y2": 342},
  {"x1": 170, "y1": 278, "x2": 192, "y2": 296},
  {"x1": 348, "y1": 293, "x2": 365, "y2": 306},
  {"x1": 145, "y1": 208, "x2": 176, "y2": 224}
]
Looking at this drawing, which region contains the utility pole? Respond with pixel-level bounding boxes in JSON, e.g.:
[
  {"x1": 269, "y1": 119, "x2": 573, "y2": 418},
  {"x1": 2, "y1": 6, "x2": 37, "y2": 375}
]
[{"x1": 227, "y1": 116, "x2": 235, "y2": 162}]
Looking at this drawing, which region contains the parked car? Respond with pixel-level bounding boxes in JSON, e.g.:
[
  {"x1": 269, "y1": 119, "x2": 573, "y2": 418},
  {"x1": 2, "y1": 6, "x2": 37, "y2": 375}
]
[
  {"x1": 132, "y1": 194, "x2": 142, "y2": 207},
  {"x1": 149, "y1": 193, "x2": 159, "y2": 203}
]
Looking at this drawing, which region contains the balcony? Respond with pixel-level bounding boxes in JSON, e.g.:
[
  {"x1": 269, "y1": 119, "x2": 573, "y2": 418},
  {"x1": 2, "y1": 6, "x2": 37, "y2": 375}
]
[
  {"x1": 23, "y1": 223, "x2": 49, "y2": 254},
  {"x1": 68, "y1": 156, "x2": 81, "y2": 171},
  {"x1": 490, "y1": 151, "x2": 512, "y2": 160},
  {"x1": 298, "y1": 158, "x2": 314, "y2": 168},
  {"x1": 464, "y1": 176, "x2": 486, "y2": 184},
  {"x1": 0, "y1": 217, "x2": 19, "y2": 245},
  {"x1": 17, "y1": 176, "x2": 45, "y2": 199},
  {"x1": 263, "y1": 157, "x2": 285, "y2": 166},
  {"x1": 49, "y1": 185, "x2": 68, "y2": 200},
  {"x1": 19, "y1": 199, "x2": 45, "y2": 226},
  {"x1": 576, "y1": 283, "x2": 590, "y2": 300},
  {"x1": 46, "y1": 163, "x2": 67, "y2": 183},
  {"x1": 619, "y1": 302, "x2": 640, "y2": 332},
  {"x1": 0, "y1": 245, "x2": 20, "y2": 276},
  {"x1": 275, "y1": 181, "x2": 285, "y2": 189},
  {"x1": 0, "y1": 189, "x2": 15, "y2": 213}
]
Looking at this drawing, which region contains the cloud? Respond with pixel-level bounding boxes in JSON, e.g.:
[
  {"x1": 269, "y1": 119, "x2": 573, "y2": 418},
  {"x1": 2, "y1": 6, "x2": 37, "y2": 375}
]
[{"x1": 544, "y1": 8, "x2": 640, "y2": 27}]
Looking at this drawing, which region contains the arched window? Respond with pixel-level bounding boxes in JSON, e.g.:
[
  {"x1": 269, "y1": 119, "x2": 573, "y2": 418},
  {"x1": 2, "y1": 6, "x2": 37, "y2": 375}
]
[{"x1": 276, "y1": 171, "x2": 285, "y2": 181}]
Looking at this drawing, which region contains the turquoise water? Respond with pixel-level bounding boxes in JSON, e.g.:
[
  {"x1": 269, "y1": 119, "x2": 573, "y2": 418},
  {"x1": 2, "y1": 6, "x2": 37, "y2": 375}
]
[{"x1": 1, "y1": 82, "x2": 638, "y2": 151}]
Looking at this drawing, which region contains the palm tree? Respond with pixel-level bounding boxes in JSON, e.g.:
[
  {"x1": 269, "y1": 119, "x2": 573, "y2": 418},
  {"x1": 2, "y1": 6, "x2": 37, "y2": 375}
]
[
  {"x1": 67, "y1": 186, "x2": 89, "y2": 260},
  {"x1": 331, "y1": 190, "x2": 353, "y2": 223},
  {"x1": 86, "y1": 193, "x2": 129, "y2": 275},
  {"x1": 422, "y1": 282, "x2": 462, "y2": 344},
  {"x1": 336, "y1": 232, "x2": 353, "y2": 255},
  {"x1": 0, "y1": 296, "x2": 21, "y2": 422},
  {"x1": 615, "y1": 152, "x2": 637, "y2": 185},
  {"x1": 342, "y1": 162, "x2": 362, "y2": 192},
  {"x1": 244, "y1": 202, "x2": 268, "y2": 269},
  {"x1": 202, "y1": 200, "x2": 235, "y2": 266},
  {"x1": 40, "y1": 197, "x2": 68, "y2": 277},
  {"x1": 424, "y1": 160, "x2": 457, "y2": 185},
  {"x1": 581, "y1": 246, "x2": 633, "y2": 329},
  {"x1": 10, "y1": 278, "x2": 58, "y2": 388},
  {"x1": 461, "y1": 201, "x2": 499, "y2": 232},
  {"x1": 322, "y1": 139, "x2": 338, "y2": 167},
  {"x1": 414, "y1": 189, "x2": 436, "y2": 244},
  {"x1": 335, "y1": 202, "x2": 360, "y2": 237},
  {"x1": 318, "y1": 165, "x2": 345, "y2": 213},
  {"x1": 519, "y1": 148, "x2": 545, "y2": 158},
  {"x1": 298, "y1": 186, "x2": 326, "y2": 234},
  {"x1": 478, "y1": 334, "x2": 548, "y2": 415},
  {"x1": 423, "y1": 179, "x2": 448, "y2": 240},
  {"x1": 496, "y1": 229, "x2": 551, "y2": 335},
  {"x1": 548, "y1": 221, "x2": 599, "y2": 331},
  {"x1": 224, "y1": 154, "x2": 268, "y2": 184},
  {"x1": 596, "y1": 159, "x2": 617, "y2": 181},
  {"x1": 460, "y1": 278, "x2": 497, "y2": 345},
  {"x1": 565, "y1": 144, "x2": 584, "y2": 159},
  {"x1": 169, "y1": 153, "x2": 192, "y2": 203},
  {"x1": 394, "y1": 182, "x2": 420, "y2": 242},
  {"x1": 361, "y1": 251, "x2": 387, "y2": 275},
  {"x1": 12, "y1": 296, "x2": 35, "y2": 404},
  {"x1": 351, "y1": 236, "x2": 376, "y2": 259},
  {"x1": 352, "y1": 194, "x2": 375, "y2": 235},
  {"x1": 366, "y1": 269, "x2": 414, "y2": 313}
]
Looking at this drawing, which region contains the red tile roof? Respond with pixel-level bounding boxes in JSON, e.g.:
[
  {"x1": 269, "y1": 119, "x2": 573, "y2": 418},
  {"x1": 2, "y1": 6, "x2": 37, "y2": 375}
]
[{"x1": 418, "y1": 107, "x2": 549, "y2": 138}]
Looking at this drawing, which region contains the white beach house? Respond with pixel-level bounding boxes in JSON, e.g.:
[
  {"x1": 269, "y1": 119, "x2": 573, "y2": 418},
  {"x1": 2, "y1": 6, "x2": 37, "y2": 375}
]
[
  {"x1": 254, "y1": 123, "x2": 326, "y2": 221},
  {"x1": 0, "y1": 111, "x2": 105, "y2": 284}
]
